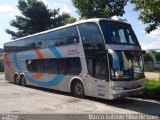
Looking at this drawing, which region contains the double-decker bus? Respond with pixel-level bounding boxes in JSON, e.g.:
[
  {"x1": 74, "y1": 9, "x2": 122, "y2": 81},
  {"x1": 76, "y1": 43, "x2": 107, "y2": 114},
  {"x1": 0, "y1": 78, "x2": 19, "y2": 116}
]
[{"x1": 4, "y1": 18, "x2": 145, "y2": 100}]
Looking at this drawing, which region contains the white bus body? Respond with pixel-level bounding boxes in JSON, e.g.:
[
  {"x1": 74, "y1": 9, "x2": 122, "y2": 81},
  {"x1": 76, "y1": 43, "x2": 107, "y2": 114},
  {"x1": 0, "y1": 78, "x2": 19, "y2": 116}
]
[{"x1": 4, "y1": 18, "x2": 145, "y2": 100}]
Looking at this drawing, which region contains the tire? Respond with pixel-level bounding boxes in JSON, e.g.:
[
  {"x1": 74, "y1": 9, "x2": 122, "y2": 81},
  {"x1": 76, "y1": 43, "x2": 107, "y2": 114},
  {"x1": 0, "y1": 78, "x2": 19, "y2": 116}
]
[
  {"x1": 14, "y1": 75, "x2": 20, "y2": 85},
  {"x1": 72, "y1": 80, "x2": 85, "y2": 98},
  {"x1": 21, "y1": 75, "x2": 27, "y2": 87}
]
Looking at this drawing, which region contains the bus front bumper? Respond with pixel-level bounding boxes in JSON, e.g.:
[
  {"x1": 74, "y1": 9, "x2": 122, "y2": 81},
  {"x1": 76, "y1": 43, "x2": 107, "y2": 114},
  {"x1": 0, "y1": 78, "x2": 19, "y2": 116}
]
[{"x1": 110, "y1": 86, "x2": 145, "y2": 100}]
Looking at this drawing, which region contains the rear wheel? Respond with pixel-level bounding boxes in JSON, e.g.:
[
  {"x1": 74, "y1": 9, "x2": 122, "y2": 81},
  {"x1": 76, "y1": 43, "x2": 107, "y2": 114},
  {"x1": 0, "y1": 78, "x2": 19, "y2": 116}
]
[
  {"x1": 72, "y1": 80, "x2": 85, "y2": 98},
  {"x1": 14, "y1": 75, "x2": 20, "y2": 85},
  {"x1": 21, "y1": 75, "x2": 27, "y2": 87}
]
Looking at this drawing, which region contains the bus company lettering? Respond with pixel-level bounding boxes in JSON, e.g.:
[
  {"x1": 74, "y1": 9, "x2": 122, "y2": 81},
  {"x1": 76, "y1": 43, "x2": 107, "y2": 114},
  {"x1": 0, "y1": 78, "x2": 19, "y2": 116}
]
[
  {"x1": 98, "y1": 93, "x2": 105, "y2": 97},
  {"x1": 22, "y1": 51, "x2": 34, "y2": 59},
  {"x1": 67, "y1": 49, "x2": 79, "y2": 55}
]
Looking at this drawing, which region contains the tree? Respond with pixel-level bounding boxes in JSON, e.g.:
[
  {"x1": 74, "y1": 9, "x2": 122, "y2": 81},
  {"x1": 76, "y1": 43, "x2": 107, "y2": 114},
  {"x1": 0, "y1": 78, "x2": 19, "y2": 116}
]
[
  {"x1": 6, "y1": 0, "x2": 76, "y2": 39},
  {"x1": 54, "y1": 12, "x2": 77, "y2": 27},
  {"x1": 72, "y1": 0, "x2": 128, "y2": 19},
  {"x1": 155, "y1": 52, "x2": 160, "y2": 62},
  {"x1": 144, "y1": 54, "x2": 153, "y2": 64},
  {"x1": 130, "y1": 0, "x2": 160, "y2": 33}
]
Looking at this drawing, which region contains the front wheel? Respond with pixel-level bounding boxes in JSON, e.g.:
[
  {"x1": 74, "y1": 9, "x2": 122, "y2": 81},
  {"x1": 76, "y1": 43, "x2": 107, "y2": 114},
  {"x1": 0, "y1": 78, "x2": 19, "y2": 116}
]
[{"x1": 72, "y1": 80, "x2": 85, "y2": 98}]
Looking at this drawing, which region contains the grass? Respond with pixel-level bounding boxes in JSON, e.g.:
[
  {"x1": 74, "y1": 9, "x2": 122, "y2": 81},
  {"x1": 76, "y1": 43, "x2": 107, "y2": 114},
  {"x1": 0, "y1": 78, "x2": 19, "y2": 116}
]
[{"x1": 144, "y1": 79, "x2": 160, "y2": 99}]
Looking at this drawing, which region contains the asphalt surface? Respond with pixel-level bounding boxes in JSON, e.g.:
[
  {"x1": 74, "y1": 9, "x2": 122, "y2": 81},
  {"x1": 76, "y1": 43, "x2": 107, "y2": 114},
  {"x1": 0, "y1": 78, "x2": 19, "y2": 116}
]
[{"x1": 0, "y1": 74, "x2": 159, "y2": 119}]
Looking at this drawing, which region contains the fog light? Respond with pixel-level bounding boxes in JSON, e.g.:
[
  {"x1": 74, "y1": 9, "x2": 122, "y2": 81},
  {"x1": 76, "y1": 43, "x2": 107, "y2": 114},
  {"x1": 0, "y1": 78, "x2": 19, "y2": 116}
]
[{"x1": 112, "y1": 94, "x2": 121, "y2": 98}]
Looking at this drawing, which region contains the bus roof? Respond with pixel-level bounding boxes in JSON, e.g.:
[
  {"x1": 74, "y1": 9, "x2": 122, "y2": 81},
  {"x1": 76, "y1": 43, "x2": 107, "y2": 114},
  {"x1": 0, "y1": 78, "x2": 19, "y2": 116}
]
[{"x1": 4, "y1": 18, "x2": 130, "y2": 45}]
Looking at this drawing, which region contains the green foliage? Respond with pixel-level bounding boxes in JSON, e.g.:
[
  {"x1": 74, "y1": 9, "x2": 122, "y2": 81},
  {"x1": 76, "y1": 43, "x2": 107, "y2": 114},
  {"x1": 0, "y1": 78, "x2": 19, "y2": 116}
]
[
  {"x1": 6, "y1": 0, "x2": 76, "y2": 39},
  {"x1": 155, "y1": 52, "x2": 160, "y2": 62},
  {"x1": 54, "y1": 12, "x2": 77, "y2": 26},
  {"x1": 145, "y1": 79, "x2": 160, "y2": 97},
  {"x1": 130, "y1": 0, "x2": 160, "y2": 33},
  {"x1": 144, "y1": 54, "x2": 153, "y2": 63},
  {"x1": 148, "y1": 51, "x2": 160, "y2": 62},
  {"x1": 72, "y1": 0, "x2": 128, "y2": 19}
]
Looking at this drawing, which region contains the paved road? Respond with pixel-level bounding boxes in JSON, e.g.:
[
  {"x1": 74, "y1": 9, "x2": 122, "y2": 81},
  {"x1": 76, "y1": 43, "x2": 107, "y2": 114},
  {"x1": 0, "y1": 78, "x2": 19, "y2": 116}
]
[{"x1": 0, "y1": 75, "x2": 159, "y2": 117}]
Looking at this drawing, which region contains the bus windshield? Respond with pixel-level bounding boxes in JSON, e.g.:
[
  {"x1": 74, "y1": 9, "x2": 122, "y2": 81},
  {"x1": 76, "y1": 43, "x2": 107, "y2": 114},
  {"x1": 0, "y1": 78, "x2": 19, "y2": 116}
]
[
  {"x1": 108, "y1": 50, "x2": 144, "y2": 81},
  {"x1": 100, "y1": 20, "x2": 139, "y2": 45}
]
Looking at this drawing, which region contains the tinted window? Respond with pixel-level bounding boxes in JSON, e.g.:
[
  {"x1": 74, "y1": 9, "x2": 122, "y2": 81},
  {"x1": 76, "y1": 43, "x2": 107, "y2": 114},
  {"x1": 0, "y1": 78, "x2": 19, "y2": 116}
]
[
  {"x1": 26, "y1": 37, "x2": 36, "y2": 50},
  {"x1": 109, "y1": 23, "x2": 136, "y2": 44},
  {"x1": 100, "y1": 20, "x2": 139, "y2": 45},
  {"x1": 11, "y1": 42, "x2": 18, "y2": 52},
  {"x1": 94, "y1": 56, "x2": 108, "y2": 78},
  {"x1": 26, "y1": 60, "x2": 34, "y2": 72},
  {"x1": 86, "y1": 53, "x2": 109, "y2": 80},
  {"x1": 66, "y1": 58, "x2": 81, "y2": 74},
  {"x1": 33, "y1": 59, "x2": 45, "y2": 73},
  {"x1": 60, "y1": 26, "x2": 79, "y2": 46},
  {"x1": 46, "y1": 31, "x2": 60, "y2": 47},
  {"x1": 35, "y1": 35, "x2": 46, "y2": 49},
  {"x1": 17, "y1": 40, "x2": 26, "y2": 51},
  {"x1": 26, "y1": 59, "x2": 45, "y2": 73},
  {"x1": 26, "y1": 58, "x2": 81, "y2": 75},
  {"x1": 45, "y1": 59, "x2": 58, "y2": 74},
  {"x1": 78, "y1": 23, "x2": 103, "y2": 46},
  {"x1": 4, "y1": 42, "x2": 18, "y2": 53},
  {"x1": 59, "y1": 59, "x2": 66, "y2": 74},
  {"x1": 26, "y1": 59, "x2": 57, "y2": 73},
  {"x1": 86, "y1": 58, "x2": 93, "y2": 75},
  {"x1": 4, "y1": 43, "x2": 11, "y2": 52}
]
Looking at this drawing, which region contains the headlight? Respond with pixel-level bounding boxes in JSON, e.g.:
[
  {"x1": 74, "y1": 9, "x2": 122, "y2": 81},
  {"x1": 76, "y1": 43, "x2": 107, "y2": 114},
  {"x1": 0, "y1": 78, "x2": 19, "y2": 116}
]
[{"x1": 112, "y1": 86, "x2": 124, "y2": 90}]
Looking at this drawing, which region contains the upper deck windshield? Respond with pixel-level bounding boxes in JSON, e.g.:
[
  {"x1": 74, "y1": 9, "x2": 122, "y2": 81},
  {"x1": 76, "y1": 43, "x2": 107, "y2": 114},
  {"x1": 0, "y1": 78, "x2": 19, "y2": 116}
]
[{"x1": 100, "y1": 20, "x2": 139, "y2": 45}]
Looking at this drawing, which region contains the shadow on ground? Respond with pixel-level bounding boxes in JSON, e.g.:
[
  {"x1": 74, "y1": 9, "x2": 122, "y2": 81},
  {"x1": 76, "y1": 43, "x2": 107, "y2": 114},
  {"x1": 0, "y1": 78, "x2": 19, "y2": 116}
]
[{"x1": 9, "y1": 82, "x2": 160, "y2": 116}]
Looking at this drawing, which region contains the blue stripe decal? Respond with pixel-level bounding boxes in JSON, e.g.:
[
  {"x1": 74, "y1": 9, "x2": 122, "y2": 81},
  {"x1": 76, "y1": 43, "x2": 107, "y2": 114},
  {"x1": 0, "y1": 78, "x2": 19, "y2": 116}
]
[
  {"x1": 13, "y1": 53, "x2": 23, "y2": 72},
  {"x1": 13, "y1": 49, "x2": 64, "y2": 87},
  {"x1": 49, "y1": 48, "x2": 62, "y2": 58}
]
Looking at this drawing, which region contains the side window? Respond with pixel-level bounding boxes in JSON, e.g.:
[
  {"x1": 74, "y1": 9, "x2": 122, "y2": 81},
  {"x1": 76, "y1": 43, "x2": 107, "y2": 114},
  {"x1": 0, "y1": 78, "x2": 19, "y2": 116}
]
[
  {"x1": 94, "y1": 54, "x2": 109, "y2": 79},
  {"x1": 26, "y1": 60, "x2": 34, "y2": 72},
  {"x1": 59, "y1": 59, "x2": 66, "y2": 74},
  {"x1": 66, "y1": 58, "x2": 81, "y2": 75},
  {"x1": 86, "y1": 58, "x2": 93, "y2": 75},
  {"x1": 11, "y1": 41, "x2": 18, "y2": 52},
  {"x1": 86, "y1": 53, "x2": 109, "y2": 80},
  {"x1": 26, "y1": 37, "x2": 36, "y2": 50},
  {"x1": 78, "y1": 23, "x2": 103, "y2": 46},
  {"x1": 4, "y1": 43, "x2": 11, "y2": 53},
  {"x1": 45, "y1": 59, "x2": 58, "y2": 74},
  {"x1": 35, "y1": 35, "x2": 46, "y2": 49},
  {"x1": 4, "y1": 42, "x2": 18, "y2": 53},
  {"x1": 47, "y1": 31, "x2": 60, "y2": 47},
  {"x1": 94, "y1": 57, "x2": 108, "y2": 77},
  {"x1": 26, "y1": 59, "x2": 45, "y2": 73},
  {"x1": 60, "y1": 26, "x2": 79, "y2": 46},
  {"x1": 17, "y1": 40, "x2": 26, "y2": 51},
  {"x1": 33, "y1": 60, "x2": 45, "y2": 73},
  {"x1": 26, "y1": 58, "x2": 81, "y2": 75}
]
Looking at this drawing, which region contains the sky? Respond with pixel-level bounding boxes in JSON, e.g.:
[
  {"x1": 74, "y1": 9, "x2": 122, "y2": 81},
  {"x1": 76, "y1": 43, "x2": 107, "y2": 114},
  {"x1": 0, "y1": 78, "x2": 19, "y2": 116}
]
[{"x1": 0, "y1": 0, "x2": 160, "y2": 50}]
